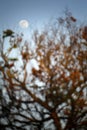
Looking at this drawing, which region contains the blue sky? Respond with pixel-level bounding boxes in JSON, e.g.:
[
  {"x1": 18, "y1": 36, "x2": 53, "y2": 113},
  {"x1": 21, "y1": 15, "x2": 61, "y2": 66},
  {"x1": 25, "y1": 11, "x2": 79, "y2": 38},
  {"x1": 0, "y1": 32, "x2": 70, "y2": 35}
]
[{"x1": 0, "y1": 0, "x2": 87, "y2": 33}]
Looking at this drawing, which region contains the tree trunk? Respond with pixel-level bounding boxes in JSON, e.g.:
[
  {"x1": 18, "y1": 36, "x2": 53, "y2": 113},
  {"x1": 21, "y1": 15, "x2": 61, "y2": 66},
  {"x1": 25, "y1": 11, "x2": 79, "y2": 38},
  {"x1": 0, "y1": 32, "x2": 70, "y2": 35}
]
[{"x1": 51, "y1": 111, "x2": 62, "y2": 130}]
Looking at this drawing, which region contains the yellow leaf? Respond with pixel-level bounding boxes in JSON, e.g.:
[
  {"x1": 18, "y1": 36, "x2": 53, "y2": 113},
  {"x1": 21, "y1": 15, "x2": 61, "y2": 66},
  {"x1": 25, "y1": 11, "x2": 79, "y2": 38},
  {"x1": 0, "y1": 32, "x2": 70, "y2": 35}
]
[{"x1": 6, "y1": 70, "x2": 14, "y2": 78}]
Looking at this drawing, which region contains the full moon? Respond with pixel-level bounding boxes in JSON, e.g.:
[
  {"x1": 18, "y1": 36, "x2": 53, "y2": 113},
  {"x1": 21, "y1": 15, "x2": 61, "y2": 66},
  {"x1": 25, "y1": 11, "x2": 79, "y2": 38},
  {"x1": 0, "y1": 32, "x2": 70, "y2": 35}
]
[{"x1": 19, "y1": 20, "x2": 29, "y2": 28}]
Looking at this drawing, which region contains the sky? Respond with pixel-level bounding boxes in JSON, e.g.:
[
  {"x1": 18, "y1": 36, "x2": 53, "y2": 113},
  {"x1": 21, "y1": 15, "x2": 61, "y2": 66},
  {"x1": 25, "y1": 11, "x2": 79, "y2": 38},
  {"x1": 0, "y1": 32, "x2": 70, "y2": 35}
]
[{"x1": 0, "y1": 0, "x2": 87, "y2": 35}]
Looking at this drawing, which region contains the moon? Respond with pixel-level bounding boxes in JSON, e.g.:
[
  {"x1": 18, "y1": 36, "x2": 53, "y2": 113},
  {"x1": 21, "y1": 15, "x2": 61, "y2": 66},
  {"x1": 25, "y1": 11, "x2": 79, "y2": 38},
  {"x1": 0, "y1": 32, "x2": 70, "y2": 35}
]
[{"x1": 19, "y1": 20, "x2": 29, "y2": 28}]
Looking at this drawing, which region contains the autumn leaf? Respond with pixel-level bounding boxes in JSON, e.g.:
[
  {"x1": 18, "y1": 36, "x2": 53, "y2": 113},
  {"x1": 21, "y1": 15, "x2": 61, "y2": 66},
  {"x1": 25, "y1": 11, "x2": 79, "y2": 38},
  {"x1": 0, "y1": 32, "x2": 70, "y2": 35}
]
[
  {"x1": 70, "y1": 16, "x2": 76, "y2": 22},
  {"x1": 6, "y1": 70, "x2": 15, "y2": 78},
  {"x1": 3, "y1": 29, "x2": 14, "y2": 38}
]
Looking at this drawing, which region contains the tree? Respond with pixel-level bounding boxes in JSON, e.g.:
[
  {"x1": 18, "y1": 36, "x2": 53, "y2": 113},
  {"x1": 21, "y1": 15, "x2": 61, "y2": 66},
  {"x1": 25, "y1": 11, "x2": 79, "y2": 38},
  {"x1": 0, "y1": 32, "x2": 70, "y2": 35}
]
[{"x1": 0, "y1": 11, "x2": 87, "y2": 130}]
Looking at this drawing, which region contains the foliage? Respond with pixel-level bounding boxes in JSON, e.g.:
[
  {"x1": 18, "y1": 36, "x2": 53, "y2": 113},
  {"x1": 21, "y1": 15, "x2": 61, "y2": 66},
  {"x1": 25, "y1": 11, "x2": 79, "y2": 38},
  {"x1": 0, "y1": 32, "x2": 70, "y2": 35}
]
[{"x1": 0, "y1": 11, "x2": 87, "y2": 130}]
